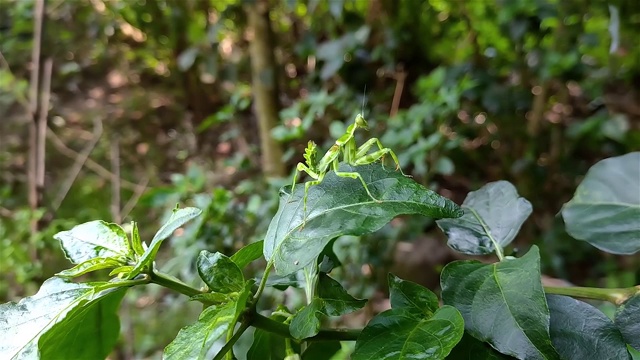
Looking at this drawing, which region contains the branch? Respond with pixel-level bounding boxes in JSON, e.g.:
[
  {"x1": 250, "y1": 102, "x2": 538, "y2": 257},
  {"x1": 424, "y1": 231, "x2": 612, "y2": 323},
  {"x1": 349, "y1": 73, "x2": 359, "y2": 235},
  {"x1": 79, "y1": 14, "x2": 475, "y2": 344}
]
[
  {"x1": 110, "y1": 135, "x2": 121, "y2": 223},
  {"x1": 120, "y1": 175, "x2": 149, "y2": 220}
]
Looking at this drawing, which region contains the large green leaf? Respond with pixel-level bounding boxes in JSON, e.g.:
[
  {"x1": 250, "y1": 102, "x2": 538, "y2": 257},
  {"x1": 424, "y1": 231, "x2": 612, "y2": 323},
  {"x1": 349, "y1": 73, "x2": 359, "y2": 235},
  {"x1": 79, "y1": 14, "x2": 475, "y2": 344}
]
[
  {"x1": 53, "y1": 221, "x2": 132, "y2": 264},
  {"x1": 448, "y1": 333, "x2": 516, "y2": 359},
  {"x1": 265, "y1": 163, "x2": 463, "y2": 275},
  {"x1": 547, "y1": 295, "x2": 631, "y2": 360},
  {"x1": 436, "y1": 181, "x2": 532, "y2": 255},
  {"x1": 197, "y1": 251, "x2": 244, "y2": 294},
  {"x1": 230, "y1": 240, "x2": 264, "y2": 269},
  {"x1": 561, "y1": 152, "x2": 640, "y2": 254},
  {"x1": 38, "y1": 288, "x2": 126, "y2": 360},
  {"x1": 615, "y1": 294, "x2": 640, "y2": 351},
  {"x1": 163, "y1": 302, "x2": 235, "y2": 360},
  {"x1": 247, "y1": 314, "x2": 301, "y2": 360},
  {"x1": 290, "y1": 273, "x2": 366, "y2": 339},
  {"x1": 353, "y1": 275, "x2": 464, "y2": 360},
  {"x1": 56, "y1": 257, "x2": 125, "y2": 278},
  {"x1": 302, "y1": 341, "x2": 342, "y2": 360},
  {"x1": 0, "y1": 278, "x2": 124, "y2": 359},
  {"x1": 129, "y1": 206, "x2": 202, "y2": 278},
  {"x1": 440, "y1": 246, "x2": 560, "y2": 360}
]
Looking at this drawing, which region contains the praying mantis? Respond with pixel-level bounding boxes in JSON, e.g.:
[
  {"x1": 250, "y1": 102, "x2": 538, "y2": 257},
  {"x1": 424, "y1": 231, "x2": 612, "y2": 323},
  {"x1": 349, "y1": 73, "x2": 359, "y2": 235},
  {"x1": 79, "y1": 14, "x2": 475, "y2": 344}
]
[{"x1": 290, "y1": 113, "x2": 409, "y2": 223}]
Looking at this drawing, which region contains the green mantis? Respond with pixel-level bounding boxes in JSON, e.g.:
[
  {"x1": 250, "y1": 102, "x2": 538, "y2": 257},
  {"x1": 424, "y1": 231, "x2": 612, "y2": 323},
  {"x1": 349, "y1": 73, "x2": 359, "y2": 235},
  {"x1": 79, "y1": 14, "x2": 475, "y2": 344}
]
[{"x1": 290, "y1": 114, "x2": 408, "y2": 222}]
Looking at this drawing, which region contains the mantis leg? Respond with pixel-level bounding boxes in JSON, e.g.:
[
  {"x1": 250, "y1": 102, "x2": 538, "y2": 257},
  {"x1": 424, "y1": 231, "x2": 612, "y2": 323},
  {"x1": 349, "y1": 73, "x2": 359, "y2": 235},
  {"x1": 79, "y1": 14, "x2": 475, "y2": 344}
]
[
  {"x1": 332, "y1": 160, "x2": 382, "y2": 203},
  {"x1": 290, "y1": 162, "x2": 320, "y2": 196},
  {"x1": 354, "y1": 138, "x2": 409, "y2": 177}
]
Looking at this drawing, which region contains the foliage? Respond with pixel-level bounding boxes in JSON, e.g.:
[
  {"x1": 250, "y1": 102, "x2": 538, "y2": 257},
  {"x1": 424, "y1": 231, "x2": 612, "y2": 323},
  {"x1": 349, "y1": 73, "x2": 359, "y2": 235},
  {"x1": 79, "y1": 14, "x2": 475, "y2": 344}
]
[{"x1": 1, "y1": 151, "x2": 639, "y2": 359}]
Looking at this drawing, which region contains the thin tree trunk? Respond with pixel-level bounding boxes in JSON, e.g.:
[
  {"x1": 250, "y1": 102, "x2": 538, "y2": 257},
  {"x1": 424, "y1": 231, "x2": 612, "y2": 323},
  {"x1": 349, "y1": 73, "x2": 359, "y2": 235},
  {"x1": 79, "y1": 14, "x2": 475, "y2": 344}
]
[{"x1": 245, "y1": 0, "x2": 286, "y2": 178}]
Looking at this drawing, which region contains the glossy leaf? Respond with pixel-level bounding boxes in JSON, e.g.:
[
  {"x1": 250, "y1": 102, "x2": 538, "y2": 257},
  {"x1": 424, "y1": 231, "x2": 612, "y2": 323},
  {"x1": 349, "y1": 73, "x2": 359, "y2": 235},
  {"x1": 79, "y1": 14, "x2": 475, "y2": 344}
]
[
  {"x1": 302, "y1": 341, "x2": 341, "y2": 360},
  {"x1": 448, "y1": 333, "x2": 515, "y2": 359},
  {"x1": 547, "y1": 295, "x2": 631, "y2": 360},
  {"x1": 561, "y1": 152, "x2": 640, "y2": 254},
  {"x1": 615, "y1": 294, "x2": 640, "y2": 350},
  {"x1": 353, "y1": 306, "x2": 463, "y2": 360},
  {"x1": 265, "y1": 163, "x2": 463, "y2": 275},
  {"x1": 38, "y1": 288, "x2": 126, "y2": 360},
  {"x1": 131, "y1": 221, "x2": 145, "y2": 256},
  {"x1": 197, "y1": 251, "x2": 244, "y2": 293},
  {"x1": 129, "y1": 207, "x2": 202, "y2": 278},
  {"x1": 56, "y1": 257, "x2": 125, "y2": 278},
  {"x1": 54, "y1": 220, "x2": 132, "y2": 264},
  {"x1": 163, "y1": 302, "x2": 235, "y2": 360},
  {"x1": 436, "y1": 181, "x2": 532, "y2": 255},
  {"x1": 290, "y1": 274, "x2": 366, "y2": 339},
  {"x1": 388, "y1": 273, "x2": 439, "y2": 315},
  {"x1": 441, "y1": 246, "x2": 560, "y2": 360},
  {"x1": 0, "y1": 277, "x2": 123, "y2": 359},
  {"x1": 230, "y1": 240, "x2": 264, "y2": 269}
]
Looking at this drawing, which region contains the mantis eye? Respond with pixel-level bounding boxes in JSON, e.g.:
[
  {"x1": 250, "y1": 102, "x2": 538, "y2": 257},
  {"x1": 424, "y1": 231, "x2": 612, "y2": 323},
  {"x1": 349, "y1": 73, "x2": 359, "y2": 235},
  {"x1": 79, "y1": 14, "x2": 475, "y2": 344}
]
[{"x1": 355, "y1": 114, "x2": 368, "y2": 129}]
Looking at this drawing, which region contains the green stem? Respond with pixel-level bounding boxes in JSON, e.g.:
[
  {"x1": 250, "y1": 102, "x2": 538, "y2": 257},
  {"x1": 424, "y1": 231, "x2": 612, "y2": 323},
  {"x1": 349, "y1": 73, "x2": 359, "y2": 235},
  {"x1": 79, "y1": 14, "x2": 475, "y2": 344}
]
[
  {"x1": 213, "y1": 320, "x2": 252, "y2": 360},
  {"x1": 254, "y1": 263, "x2": 272, "y2": 302},
  {"x1": 544, "y1": 285, "x2": 639, "y2": 305},
  {"x1": 250, "y1": 312, "x2": 361, "y2": 341},
  {"x1": 150, "y1": 270, "x2": 203, "y2": 298}
]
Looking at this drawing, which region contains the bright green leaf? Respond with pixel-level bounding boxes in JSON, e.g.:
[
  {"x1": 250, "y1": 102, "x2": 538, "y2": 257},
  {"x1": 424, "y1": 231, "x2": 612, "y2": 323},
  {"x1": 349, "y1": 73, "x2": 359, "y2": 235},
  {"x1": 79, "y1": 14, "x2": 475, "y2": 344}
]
[
  {"x1": 615, "y1": 294, "x2": 640, "y2": 351},
  {"x1": 448, "y1": 333, "x2": 515, "y2": 359},
  {"x1": 230, "y1": 241, "x2": 264, "y2": 269},
  {"x1": 189, "y1": 292, "x2": 230, "y2": 305},
  {"x1": 265, "y1": 163, "x2": 462, "y2": 275},
  {"x1": 109, "y1": 265, "x2": 134, "y2": 277},
  {"x1": 38, "y1": 289, "x2": 126, "y2": 360},
  {"x1": 353, "y1": 306, "x2": 463, "y2": 360},
  {"x1": 128, "y1": 207, "x2": 201, "y2": 278},
  {"x1": 54, "y1": 221, "x2": 132, "y2": 264},
  {"x1": 131, "y1": 221, "x2": 145, "y2": 257},
  {"x1": 441, "y1": 246, "x2": 560, "y2": 360},
  {"x1": 547, "y1": 295, "x2": 631, "y2": 360},
  {"x1": 56, "y1": 257, "x2": 126, "y2": 278},
  {"x1": 388, "y1": 273, "x2": 439, "y2": 315},
  {"x1": 163, "y1": 302, "x2": 235, "y2": 360},
  {"x1": 290, "y1": 274, "x2": 366, "y2": 339},
  {"x1": 197, "y1": 251, "x2": 244, "y2": 294},
  {"x1": 436, "y1": 181, "x2": 532, "y2": 255},
  {"x1": 561, "y1": 152, "x2": 640, "y2": 254}
]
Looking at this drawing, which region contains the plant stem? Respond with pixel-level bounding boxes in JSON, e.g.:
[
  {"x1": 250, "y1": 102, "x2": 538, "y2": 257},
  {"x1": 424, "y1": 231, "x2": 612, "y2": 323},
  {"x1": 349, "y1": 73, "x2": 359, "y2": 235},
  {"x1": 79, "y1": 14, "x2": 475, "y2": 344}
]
[
  {"x1": 254, "y1": 263, "x2": 272, "y2": 302},
  {"x1": 213, "y1": 320, "x2": 252, "y2": 360},
  {"x1": 544, "y1": 285, "x2": 640, "y2": 305},
  {"x1": 250, "y1": 312, "x2": 361, "y2": 341},
  {"x1": 150, "y1": 270, "x2": 203, "y2": 298}
]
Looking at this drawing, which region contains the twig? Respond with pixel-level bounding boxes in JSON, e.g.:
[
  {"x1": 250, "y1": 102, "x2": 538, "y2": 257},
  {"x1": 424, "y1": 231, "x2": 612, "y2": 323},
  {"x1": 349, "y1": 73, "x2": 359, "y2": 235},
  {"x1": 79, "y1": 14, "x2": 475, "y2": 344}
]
[
  {"x1": 46, "y1": 126, "x2": 140, "y2": 191},
  {"x1": 389, "y1": 66, "x2": 406, "y2": 118},
  {"x1": 36, "y1": 58, "x2": 52, "y2": 200},
  {"x1": 110, "y1": 135, "x2": 121, "y2": 224},
  {"x1": 120, "y1": 175, "x2": 149, "y2": 221},
  {"x1": 52, "y1": 117, "x2": 103, "y2": 210}
]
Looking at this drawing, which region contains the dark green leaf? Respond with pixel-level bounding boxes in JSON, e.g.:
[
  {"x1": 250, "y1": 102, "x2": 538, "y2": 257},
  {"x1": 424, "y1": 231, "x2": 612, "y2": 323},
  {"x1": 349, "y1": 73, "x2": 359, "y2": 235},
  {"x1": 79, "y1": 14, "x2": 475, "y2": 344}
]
[
  {"x1": 0, "y1": 277, "x2": 124, "y2": 359},
  {"x1": 388, "y1": 273, "x2": 439, "y2": 315},
  {"x1": 163, "y1": 302, "x2": 235, "y2": 360},
  {"x1": 230, "y1": 241, "x2": 264, "y2": 269},
  {"x1": 436, "y1": 181, "x2": 532, "y2": 255},
  {"x1": 197, "y1": 251, "x2": 244, "y2": 293},
  {"x1": 56, "y1": 257, "x2": 125, "y2": 278},
  {"x1": 448, "y1": 333, "x2": 516, "y2": 359},
  {"x1": 128, "y1": 207, "x2": 201, "y2": 278},
  {"x1": 441, "y1": 246, "x2": 560, "y2": 360},
  {"x1": 263, "y1": 273, "x2": 302, "y2": 290},
  {"x1": 247, "y1": 314, "x2": 301, "y2": 360},
  {"x1": 38, "y1": 288, "x2": 126, "y2": 360},
  {"x1": 302, "y1": 341, "x2": 341, "y2": 360},
  {"x1": 561, "y1": 152, "x2": 640, "y2": 254},
  {"x1": 290, "y1": 274, "x2": 366, "y2": 339},
  {"x1": 265, "y1": 163, "x2": 462, "y2": 275},
  {"x1": 615, "y1": 294, "x2": 640, "y2": 351},
  {"x1": 353, "y1": 306, "x2": 463, "y2": 360},
  {"x1": 547, "y1": 295, "x2": 631, "y2": 360},
  {"x1": 54, "y1": 221, "x2": 132, "y2": 264},
  {"x1": 317, "y1": 239, "x2": 341, "y2": 273}
]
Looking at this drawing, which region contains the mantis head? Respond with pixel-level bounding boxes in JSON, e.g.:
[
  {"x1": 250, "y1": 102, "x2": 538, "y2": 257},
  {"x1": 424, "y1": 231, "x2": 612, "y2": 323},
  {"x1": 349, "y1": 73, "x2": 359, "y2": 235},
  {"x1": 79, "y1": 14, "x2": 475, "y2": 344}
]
[{"x1": 354, "y1": 114, "x2": 369, "y2": 130}]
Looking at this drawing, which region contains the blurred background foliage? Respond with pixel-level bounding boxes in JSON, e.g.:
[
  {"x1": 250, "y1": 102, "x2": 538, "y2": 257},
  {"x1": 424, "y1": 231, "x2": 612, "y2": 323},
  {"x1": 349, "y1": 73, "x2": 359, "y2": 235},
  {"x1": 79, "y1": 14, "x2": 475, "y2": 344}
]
[{"x1": 0, "y1": 0, "x2": 639, "y2": 358}]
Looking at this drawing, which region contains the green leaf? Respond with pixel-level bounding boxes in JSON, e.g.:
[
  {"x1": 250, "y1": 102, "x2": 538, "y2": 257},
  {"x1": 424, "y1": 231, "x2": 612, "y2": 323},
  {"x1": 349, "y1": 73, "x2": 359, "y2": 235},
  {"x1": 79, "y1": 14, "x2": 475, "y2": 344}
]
[
  {"x1": 163, "y1": 302, "x2": 235, "y2": 360},
  {"x1": 448, "y1": 333, "x2": 515, "y2": 359},
  {"x1": 230, "y1": 240, "x2": 264, "y2": 269},
  {"x1": 128, "y1": 207, "x2": 202, "y2": 278},
  {"x1": 302, "y1": 341, "x2": 341, "y2": 360},
  {"x1": 436, "y1": 181, "x2": 532, "y2": 255},
  {"x1": 615, "y1": 294, "x2": 640, "y2": 351},
  {"x1": 388, "y1": 273, "x2": 439, "y2": 315},
  {"x1": 290, "y1": 273, "x2": 366, "y2": 339},
  {"x1": 247, "y1": 314, "x2": 301, "y2": 360},
  {"x1": 131, "y1": 221, "x2": 145, "y2": 256},
  {"x1": 197, "y1": 251, "x2": 244, "y2": 293},
  {"x1": 353, "y1": 306, "x2": 463, "y2": 360},
  {"x1": 56, "y1": 257, "x2": 125, "y2": 278},
  {"x1": 440, "y1": 246, "x2": 560, "y2": 360},
  {"x1": 38, "y1": 288, "x2": 126, "y2": 360},
  {"x1": 189, "y1": 292, "x2": 230, "y2": 305},
  {"x1": 265, "y1": 163, "x2": 462, "y2": 275},
  {"x1": 0, "y1": 277, "x2": 124, "y2": 359},
  {"x1": 317, "y1": 238, "x2": 341, "y2": 273},
  {"x1": 547, "y1": 295, "x2": 631, "y2": 360},
  {"x1": 561, "y1": 152, "x2": 640, "y2": 254},
  {"x1": 54, "y1": 220, "x2": 132, "y2": 264}
]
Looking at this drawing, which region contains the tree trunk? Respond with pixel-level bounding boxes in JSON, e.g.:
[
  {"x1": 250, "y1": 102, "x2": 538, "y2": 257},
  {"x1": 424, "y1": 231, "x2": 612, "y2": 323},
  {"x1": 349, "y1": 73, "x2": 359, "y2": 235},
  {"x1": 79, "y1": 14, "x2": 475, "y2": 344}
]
[{"x1": 245, "y1": 0, "x2": 286, "y2": 178}]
